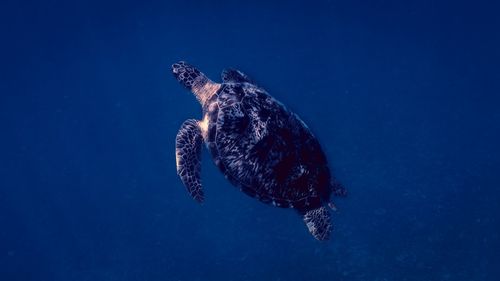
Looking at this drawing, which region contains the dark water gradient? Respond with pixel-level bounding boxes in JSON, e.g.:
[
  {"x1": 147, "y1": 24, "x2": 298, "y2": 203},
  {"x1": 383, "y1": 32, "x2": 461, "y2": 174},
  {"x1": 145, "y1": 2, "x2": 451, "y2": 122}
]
[{"x1": 1, "y1": 0, "x2": 499, "y2": 280}]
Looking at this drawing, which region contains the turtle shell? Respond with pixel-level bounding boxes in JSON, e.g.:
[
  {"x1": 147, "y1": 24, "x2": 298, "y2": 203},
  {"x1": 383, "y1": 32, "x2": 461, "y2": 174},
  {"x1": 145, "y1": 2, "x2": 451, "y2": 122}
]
[{"x1": 204, "y1": 83, "x2": 332, "y2": 212}]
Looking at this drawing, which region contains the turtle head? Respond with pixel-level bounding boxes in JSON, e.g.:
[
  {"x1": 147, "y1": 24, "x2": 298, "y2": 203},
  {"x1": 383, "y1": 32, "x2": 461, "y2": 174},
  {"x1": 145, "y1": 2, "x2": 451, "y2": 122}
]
[
  {"x1": 172, "y1": 61, "x2": 220, "y2": 105},
  {"x1": 172, "y1": 61, "x2": 206, "y2": 90}
]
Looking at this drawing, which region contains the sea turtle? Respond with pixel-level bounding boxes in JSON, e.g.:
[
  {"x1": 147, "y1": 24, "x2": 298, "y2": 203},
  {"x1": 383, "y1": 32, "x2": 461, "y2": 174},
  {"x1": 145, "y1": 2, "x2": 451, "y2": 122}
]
[{"x1": 172, "y1": 61, "x2": 346, "y2": 240}]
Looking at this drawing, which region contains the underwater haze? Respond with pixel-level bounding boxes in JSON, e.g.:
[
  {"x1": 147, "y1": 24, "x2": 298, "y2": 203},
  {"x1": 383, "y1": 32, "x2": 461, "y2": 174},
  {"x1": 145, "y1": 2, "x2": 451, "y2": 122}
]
[{"x1": 1, "y1": 0, "x2": 499, "y2": 280}]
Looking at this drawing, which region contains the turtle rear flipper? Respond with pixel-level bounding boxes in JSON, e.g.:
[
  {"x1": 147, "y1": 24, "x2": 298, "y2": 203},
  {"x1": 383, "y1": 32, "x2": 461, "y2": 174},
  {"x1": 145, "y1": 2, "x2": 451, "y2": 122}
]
[
  {"x1": 176, "y1": 119, "x2": 204, "y2": 203},
  {"x1": 303, "y1": 206, "x2": 332, "y2": 240}
]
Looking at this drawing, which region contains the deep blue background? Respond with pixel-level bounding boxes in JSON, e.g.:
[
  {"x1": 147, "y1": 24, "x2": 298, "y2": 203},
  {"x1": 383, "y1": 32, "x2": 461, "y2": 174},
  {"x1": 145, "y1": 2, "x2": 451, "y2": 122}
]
[{"x1": 1, "y1": 0, "x2": 499, "y2": 280}]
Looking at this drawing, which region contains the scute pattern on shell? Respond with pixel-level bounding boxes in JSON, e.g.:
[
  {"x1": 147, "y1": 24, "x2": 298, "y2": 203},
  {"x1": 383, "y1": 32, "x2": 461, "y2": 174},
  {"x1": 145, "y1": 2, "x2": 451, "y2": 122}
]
[{"x1": 206, "y1": 83, "x2": 332, "y2": 212}]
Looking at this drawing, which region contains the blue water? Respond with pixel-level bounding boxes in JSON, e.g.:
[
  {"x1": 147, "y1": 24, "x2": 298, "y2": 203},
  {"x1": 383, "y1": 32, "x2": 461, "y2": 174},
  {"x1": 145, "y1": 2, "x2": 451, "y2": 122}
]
[{"x1": 1, "y1": 0, "x2": 499, "y2": 280}]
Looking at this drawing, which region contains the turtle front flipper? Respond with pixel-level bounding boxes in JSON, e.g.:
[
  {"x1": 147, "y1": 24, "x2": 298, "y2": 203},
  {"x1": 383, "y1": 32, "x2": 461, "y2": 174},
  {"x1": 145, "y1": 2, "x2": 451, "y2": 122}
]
[
  {"x1": 221, "y1": 68, "x2": 255, "y2": 84},
  {"x1": 303, "y1": 206, "x2": 332, "y2": 240},
  {"x1": 175, "y1": 119, "x2": 204, "y2": 203}
]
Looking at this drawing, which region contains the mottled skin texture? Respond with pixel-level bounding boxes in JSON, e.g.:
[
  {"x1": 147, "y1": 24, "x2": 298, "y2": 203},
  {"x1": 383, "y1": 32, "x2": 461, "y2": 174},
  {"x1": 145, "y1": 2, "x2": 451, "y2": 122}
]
[
  {"x1": 173, "y1": 61, "x2": 346, "y2": 240},
  {"x1": 175, "y1": 119, "x2": 204, "y2": 202}
]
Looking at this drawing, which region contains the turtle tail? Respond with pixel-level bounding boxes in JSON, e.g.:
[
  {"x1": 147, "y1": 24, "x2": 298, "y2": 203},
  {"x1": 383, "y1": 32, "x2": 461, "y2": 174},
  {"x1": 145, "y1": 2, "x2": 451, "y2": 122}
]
[
  {"x1": 331, "y1": 178, "x2": 347, "y2": 197},
  {"x1": 303, "y1": 206, "x2": 332, "y2": 241}
]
